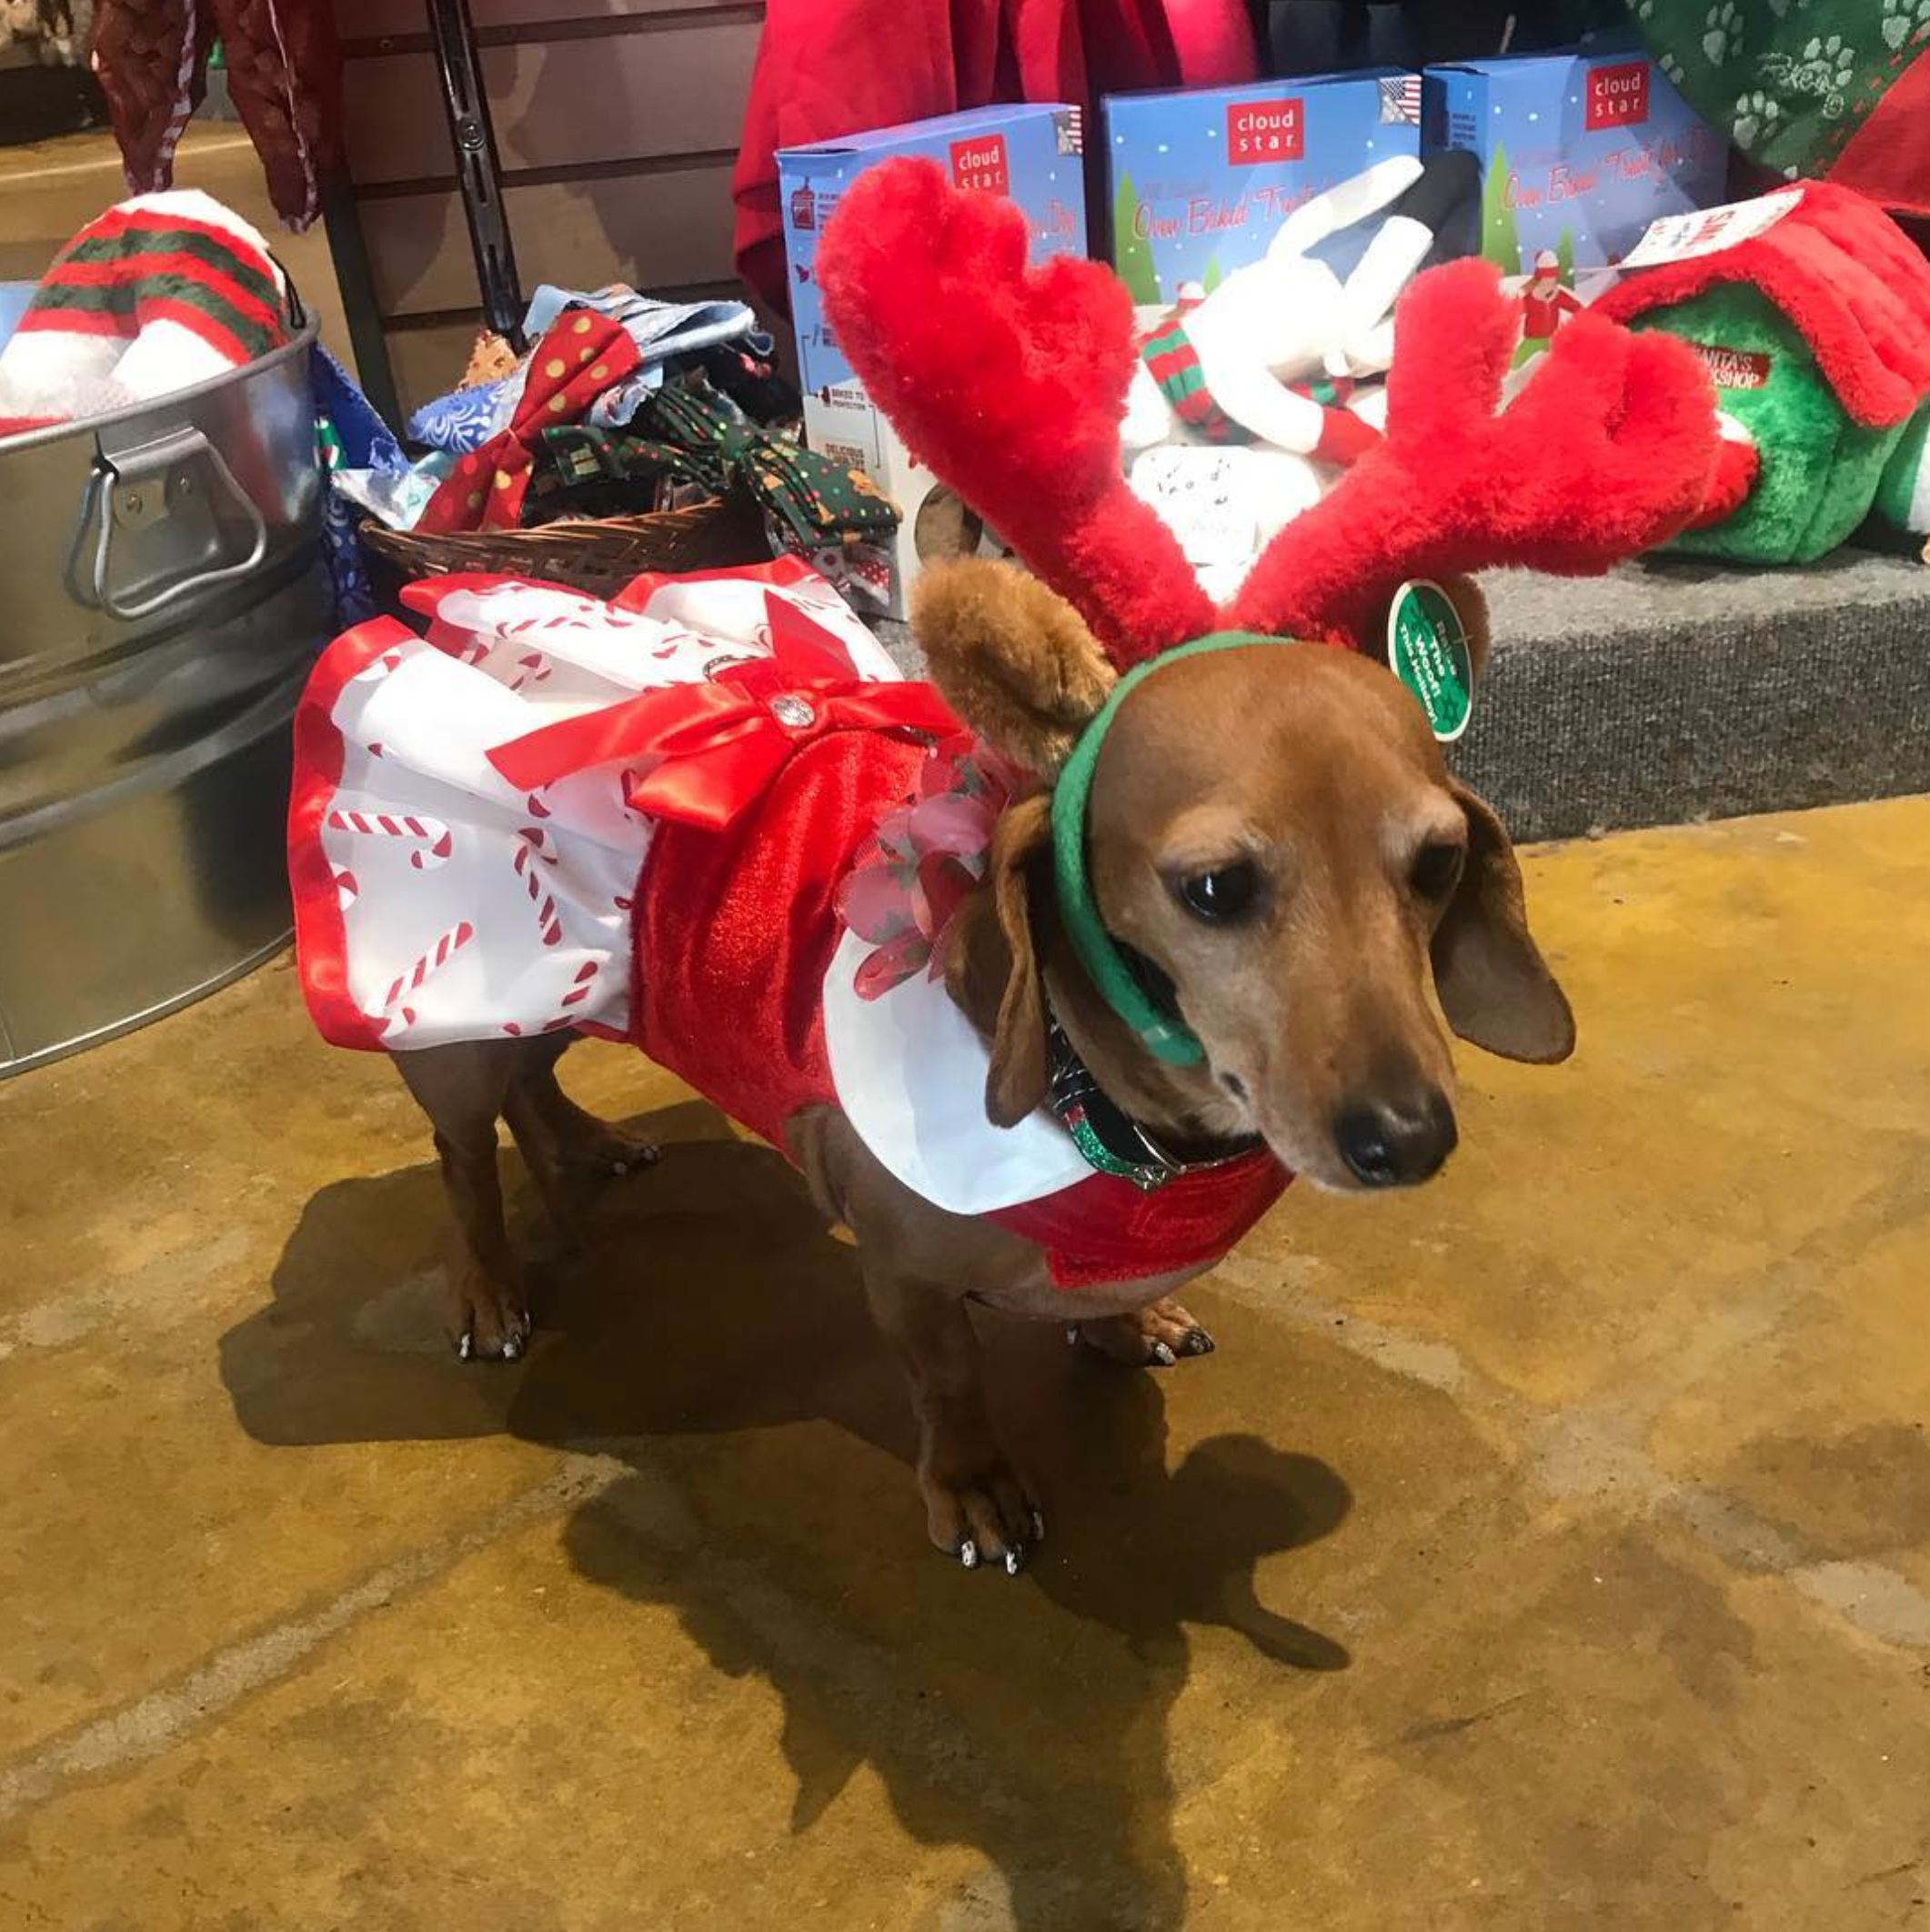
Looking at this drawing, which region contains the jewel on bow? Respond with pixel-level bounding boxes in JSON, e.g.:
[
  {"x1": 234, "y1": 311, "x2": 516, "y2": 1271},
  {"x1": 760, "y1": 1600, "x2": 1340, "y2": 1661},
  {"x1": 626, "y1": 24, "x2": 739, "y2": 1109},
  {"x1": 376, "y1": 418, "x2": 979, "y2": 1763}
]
[
  {"x1": 415, "y1": 309, "x2": 642, "y2": 536},
  {"x1": 833, "y1": 732, "x2": 1029, "y2": 1001},
  {"x1": 486, "y1": 590, "x2": 957, "y2": 830}
]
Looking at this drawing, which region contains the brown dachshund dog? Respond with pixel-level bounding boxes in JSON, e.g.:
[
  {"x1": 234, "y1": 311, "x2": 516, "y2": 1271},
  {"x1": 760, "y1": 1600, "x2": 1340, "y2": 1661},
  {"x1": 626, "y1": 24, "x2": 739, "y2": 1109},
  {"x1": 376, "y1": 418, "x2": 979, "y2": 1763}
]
[{"x1": 390, "y1": 560, "x2": 1573, "y2": 1573}]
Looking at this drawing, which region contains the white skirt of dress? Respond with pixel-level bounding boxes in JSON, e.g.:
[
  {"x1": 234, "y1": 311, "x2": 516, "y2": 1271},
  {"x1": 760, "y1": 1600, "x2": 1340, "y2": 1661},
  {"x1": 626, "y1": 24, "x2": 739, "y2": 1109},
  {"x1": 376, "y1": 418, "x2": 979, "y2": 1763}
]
[{"x1": 292, "y1": 558, "x2": 900, "y2": 1051}]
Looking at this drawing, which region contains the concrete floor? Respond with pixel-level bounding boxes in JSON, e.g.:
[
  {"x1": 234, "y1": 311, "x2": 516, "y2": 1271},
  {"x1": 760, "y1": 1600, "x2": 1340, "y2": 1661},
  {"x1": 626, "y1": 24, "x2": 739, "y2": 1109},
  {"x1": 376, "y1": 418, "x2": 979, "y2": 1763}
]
[{"x1": 3, "y1": 797, "x2": 1928, "y2": 1930}]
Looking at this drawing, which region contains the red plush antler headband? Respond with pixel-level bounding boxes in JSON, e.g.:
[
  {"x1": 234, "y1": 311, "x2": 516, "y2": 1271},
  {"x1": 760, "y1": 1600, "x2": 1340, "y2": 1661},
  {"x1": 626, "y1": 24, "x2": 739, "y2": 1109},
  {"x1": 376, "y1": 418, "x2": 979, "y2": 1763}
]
[{"x1": 818, "y1": 158, "x2": 1723, "y2": 668}]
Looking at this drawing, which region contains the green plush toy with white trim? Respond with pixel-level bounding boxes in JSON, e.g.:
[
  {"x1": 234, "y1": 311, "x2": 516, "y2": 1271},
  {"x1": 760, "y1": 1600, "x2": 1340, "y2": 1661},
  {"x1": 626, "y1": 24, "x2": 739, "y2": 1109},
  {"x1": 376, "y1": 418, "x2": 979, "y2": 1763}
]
[{"x1": 1594, "y1": 183, "x2": 1930, "y2": 565}]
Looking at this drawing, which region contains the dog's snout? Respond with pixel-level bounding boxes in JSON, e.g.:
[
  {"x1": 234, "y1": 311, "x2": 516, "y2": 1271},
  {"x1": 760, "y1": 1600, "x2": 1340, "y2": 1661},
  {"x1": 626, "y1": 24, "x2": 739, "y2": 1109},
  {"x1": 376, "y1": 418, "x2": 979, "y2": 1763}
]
[{"x1": 1332, "y1": 1090, "x2": 1458, "y2": 1188}]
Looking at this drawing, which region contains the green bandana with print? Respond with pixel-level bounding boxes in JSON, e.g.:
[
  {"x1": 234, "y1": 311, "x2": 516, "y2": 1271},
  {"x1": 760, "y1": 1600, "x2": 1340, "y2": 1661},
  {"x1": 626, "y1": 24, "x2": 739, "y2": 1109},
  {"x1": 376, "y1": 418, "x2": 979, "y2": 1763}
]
[
  {"x1": 1631, "y1": 0, "x2": 1930, "y2": 179},
  {"x1": 532, "y1": 375, "x2": 900, "y2": 550}
]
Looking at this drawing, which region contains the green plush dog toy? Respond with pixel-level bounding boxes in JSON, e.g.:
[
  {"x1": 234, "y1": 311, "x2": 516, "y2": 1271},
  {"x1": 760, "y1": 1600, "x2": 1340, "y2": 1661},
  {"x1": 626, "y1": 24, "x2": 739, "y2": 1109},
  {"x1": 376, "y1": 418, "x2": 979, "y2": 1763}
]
[{"x1": 1594, "y1": 183, "x2": 1930, "y2": 565}]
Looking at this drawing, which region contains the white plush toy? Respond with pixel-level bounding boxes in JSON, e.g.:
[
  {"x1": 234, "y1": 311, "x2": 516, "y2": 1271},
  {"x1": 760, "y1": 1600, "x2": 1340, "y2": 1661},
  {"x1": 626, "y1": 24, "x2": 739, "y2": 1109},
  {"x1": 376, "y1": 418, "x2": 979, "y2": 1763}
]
[
  {"x1": 1120, "y1": 155, "x2": 1436, "y2": 460},
  {"x1": 1121, "y1": 151, "x2": 1478, "y2": 596}
]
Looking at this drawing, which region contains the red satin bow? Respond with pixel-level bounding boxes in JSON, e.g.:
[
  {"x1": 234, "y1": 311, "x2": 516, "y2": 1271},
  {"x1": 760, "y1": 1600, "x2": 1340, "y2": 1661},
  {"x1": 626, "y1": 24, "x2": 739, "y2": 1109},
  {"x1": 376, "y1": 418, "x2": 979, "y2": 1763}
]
[
  {"x1": 487, "y1": 592, "x2": 960, "y2": 830},
  {"x1": 415, "y1": 310, "x2": 641, "y2": 536}
]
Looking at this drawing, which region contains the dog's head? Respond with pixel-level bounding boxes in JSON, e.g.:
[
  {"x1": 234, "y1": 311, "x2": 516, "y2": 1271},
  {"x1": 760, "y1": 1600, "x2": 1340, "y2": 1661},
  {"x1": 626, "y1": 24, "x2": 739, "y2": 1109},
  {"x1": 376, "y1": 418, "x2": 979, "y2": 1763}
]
[
  {"x1": 920, "y1": 560, "x2": 1573, "y2": 1192},
  {"x1": 821, "y1": 164, "x2": 1715, "y2": 1189}
]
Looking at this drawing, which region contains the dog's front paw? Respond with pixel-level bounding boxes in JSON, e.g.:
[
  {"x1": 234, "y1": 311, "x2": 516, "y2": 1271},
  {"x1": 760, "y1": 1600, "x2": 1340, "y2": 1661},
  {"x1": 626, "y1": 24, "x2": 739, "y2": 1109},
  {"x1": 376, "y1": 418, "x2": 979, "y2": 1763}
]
[
  {"x1": 1071, "y1": 1298, "x2": 1216, "y2": 1368},
  {"x1": 449, "y1": 1269, "x2": 532, "y2": 1363},
  {"x1": 919, "y1": 1453, "x2": 1043, "y2": 1577}
]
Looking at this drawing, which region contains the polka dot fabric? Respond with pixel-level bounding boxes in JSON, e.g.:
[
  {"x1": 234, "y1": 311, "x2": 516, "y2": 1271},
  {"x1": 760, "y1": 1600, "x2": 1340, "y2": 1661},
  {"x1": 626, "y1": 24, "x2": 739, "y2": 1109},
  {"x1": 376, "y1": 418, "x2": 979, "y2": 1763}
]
[{"x1": 415, "y1": 311, "x2": 642, "y2": 536}]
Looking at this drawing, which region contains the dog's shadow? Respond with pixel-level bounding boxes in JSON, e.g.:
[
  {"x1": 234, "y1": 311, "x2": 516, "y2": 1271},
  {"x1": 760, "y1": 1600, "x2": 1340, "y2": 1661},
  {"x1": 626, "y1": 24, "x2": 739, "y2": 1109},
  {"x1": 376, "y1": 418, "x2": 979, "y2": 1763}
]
[{"x1": 225, "y1": 1101, "x2": 1352, "y2": 1931}]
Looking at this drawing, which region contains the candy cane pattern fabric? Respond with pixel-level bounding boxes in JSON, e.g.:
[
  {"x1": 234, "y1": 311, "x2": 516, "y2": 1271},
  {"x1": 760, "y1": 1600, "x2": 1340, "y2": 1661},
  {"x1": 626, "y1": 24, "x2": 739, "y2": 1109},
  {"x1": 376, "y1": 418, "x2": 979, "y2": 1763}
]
[{"x1": 290, "y1": 561, "x2": 900, "y2": 1052}]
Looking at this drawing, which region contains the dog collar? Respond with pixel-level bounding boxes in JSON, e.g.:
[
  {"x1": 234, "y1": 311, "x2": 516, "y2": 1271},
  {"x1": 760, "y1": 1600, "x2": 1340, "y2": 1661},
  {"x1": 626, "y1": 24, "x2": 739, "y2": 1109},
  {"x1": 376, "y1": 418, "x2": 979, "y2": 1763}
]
[
  {"x1": 1050, "y1": 630, "x2": 1291, "y2": 1066},
  {"x1": 1045, "y1": 1011, "x2": 1263, "y2": 1191}
]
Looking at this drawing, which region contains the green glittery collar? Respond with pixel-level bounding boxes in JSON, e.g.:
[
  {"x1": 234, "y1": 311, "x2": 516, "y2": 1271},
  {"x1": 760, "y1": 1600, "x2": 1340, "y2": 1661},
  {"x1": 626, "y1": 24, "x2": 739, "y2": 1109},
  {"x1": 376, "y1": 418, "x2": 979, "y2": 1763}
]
[{"x1": 1044, "y1": 1012, "x2": 1262, "y2": 1194}]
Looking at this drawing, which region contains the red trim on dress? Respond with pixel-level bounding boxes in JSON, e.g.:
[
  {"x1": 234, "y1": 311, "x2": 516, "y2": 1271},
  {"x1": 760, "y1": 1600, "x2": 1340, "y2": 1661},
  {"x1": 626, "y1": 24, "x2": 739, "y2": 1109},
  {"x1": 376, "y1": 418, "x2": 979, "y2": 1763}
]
[
  {"x1": 610, "y1": 552, "x2": 819, "y2": 611},
  {"x1": 287, "y1": 619, "x2": 413, "y2": 1052}
]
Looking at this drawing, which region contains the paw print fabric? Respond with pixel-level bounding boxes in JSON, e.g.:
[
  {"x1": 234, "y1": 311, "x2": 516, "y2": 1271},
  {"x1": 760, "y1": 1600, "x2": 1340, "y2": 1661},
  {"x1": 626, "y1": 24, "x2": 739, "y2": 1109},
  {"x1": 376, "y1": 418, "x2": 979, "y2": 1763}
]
[{"x1": 1630, "y1": 0, "x2": 1930, "y2": 195}]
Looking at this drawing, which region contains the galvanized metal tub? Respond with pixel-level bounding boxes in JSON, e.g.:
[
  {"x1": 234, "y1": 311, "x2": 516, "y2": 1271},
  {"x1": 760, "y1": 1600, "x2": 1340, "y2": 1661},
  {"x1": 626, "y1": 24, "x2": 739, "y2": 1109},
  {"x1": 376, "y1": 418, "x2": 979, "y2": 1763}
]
[{"x1": 0, "y1": 315, "x2": 331, "y2": 1075}]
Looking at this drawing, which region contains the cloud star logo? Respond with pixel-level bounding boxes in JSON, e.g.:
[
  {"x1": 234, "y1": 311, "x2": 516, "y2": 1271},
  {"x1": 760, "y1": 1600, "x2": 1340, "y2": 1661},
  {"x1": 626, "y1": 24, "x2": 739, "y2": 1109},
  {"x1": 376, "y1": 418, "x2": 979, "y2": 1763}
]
[
  {"x1": 1226, "y1": 97, "x2": 1305, "y2": 165},
  {"x1": 949, "y1": 136, "x2": 1010, "y2": 196},
  {"x1": 1586, "y1": 60, "x2": 1651, "y2": 131}
]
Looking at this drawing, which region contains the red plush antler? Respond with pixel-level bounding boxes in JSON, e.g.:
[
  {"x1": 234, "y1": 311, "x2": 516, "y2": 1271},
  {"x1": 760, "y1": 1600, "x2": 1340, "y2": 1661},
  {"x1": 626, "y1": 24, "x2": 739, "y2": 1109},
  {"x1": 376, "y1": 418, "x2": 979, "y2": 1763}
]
[
  {"x1": 820, "y1": 165, "x2": 1720, "y2": 664},
  {"x1": 1230, "y1": 257, "x2": 1722, "y2": 646},
  {"x1": 819, "y1": 158, "x2": 1215, "y2": 668}
]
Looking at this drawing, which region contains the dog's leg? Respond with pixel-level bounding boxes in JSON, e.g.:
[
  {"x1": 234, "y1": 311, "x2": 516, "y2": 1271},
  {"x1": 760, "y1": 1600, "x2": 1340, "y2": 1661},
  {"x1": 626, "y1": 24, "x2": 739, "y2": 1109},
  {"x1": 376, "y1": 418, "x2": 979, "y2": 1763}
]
[
  {"x1": 513, "y1": 1034, "x2": 661, "y2": 1179},
  {"x1": 859, "y1": 1263, "x2": 1042, "y2": 1575},
  {"x1": 1073, "y1": 1297, "x2": 1217, "y2": 1368},
  {"x1": 395, "y1": 1041, "x2": 530, "y2": 1362}
]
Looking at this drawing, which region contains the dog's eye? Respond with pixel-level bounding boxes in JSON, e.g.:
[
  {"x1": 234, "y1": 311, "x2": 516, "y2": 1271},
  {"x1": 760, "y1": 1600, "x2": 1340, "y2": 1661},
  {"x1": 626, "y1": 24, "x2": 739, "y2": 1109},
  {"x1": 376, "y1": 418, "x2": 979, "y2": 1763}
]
[
  {"x1": 1175, "y1": 861, "x2": 1257, "y2": 922},
  {"x1": 1411, "y1": 840, "x2": 1465, "y2": 902}
]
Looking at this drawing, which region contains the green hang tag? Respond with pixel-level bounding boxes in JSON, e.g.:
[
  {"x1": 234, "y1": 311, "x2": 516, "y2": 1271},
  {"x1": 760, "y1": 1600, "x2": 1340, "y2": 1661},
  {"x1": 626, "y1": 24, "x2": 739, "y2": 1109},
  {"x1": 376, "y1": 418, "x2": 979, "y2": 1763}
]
[{"x1": 1387, "y1": 579, "x2": 1473, "y2": 744}]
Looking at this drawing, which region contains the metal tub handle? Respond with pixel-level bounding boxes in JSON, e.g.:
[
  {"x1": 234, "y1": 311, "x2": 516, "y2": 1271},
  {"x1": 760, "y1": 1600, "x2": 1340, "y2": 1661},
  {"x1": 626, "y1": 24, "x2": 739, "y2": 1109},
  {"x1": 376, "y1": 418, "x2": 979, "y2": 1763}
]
[{"x1": 67, "y1": 426, "x2": 270, "y2": 623}]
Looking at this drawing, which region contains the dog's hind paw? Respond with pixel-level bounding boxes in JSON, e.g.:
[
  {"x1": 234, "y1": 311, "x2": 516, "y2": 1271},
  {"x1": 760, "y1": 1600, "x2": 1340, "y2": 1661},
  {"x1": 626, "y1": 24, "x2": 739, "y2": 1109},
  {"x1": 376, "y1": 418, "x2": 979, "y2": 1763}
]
[
  {"x1": 558, "y1": 1119, "x2": 661, "y2": 1179},
  {"x1": 1073, "y1": 1298, "x2": 1216, "y2": 1368}
]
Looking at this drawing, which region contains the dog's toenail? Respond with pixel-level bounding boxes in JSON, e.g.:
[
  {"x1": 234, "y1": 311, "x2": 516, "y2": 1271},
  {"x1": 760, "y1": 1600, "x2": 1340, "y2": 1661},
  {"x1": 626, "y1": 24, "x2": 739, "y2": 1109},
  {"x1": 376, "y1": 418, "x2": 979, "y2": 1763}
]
[
  {"x1": 611, "y1": 1161, "x2": 628, "y2": 1176},
  {"x1": 502, "y1": 1336, "x2": 521, "y2": 1361},
  {"x1": 1065, "y1": 1324, "x2": 1080, "y2": 1346},
  {"x1": 959, "y1": 1539, "x2": 979, "y2": 1569},
  {"x1": 1031, "y1": 1510, "x2": 1046, "y2": 1542},
  {"x1": 457, "y1": 1332, "x2": 473, "y2": 1361},
  {"x1": 1152, "y1": 1342, "x2": 1178, "y2": 1366},
  {"x1": 1005, "y1": 1548, "x2": 1023, "y2": 1576},
  {"x1": 1187, "y1": 1330, "x2": 1214, "y2": 1354}
]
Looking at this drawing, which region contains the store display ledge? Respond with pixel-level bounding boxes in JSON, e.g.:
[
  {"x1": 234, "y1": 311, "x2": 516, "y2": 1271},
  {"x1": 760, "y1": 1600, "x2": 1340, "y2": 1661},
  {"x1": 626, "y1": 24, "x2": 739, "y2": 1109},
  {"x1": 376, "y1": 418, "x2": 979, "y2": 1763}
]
[{"x1": 875, "y1": 548, "x2": 1930, "y2": 843}]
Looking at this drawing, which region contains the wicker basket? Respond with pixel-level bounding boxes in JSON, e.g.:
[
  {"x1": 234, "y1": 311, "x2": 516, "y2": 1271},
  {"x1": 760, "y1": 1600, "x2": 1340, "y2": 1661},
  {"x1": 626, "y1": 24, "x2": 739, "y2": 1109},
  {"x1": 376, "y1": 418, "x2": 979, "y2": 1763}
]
[{"x1": 359, "y1": 491, "x2": 772, "y2": 599}]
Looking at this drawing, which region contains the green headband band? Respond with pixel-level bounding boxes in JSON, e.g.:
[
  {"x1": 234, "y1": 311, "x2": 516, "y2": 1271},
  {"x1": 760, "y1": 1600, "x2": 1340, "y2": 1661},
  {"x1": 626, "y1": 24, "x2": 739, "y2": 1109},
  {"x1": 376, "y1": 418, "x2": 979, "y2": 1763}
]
[{"x1": 1050, "y1": 631, "x2": 1290, "y2": 1067}]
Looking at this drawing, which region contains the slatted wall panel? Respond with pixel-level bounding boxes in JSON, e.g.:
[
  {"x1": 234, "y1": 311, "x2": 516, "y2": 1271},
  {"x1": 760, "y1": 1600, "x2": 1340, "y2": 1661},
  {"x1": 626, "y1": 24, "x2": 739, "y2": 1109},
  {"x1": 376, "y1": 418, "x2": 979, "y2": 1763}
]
[{"x1": 333, "y1": 0, "x2": 763, "y2": 418}]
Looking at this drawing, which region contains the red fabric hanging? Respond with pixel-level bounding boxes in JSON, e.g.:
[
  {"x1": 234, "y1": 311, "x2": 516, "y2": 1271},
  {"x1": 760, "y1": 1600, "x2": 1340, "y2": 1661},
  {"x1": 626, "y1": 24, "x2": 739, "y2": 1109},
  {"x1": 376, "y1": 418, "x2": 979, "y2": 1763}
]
[
  {"x1": 93, "y1": 0, "x2": 344, "y2": 232},
  {"x1": 1829, "y1": 53, "x2": 1930, "y2": 223},
  {"x1": 731, "y1": 0, "x2": 1258, "y2": 317}
]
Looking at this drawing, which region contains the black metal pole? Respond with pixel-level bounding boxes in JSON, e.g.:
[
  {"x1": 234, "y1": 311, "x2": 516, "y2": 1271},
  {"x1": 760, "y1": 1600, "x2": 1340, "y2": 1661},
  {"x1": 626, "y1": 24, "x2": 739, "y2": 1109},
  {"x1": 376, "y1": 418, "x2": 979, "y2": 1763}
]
[{"x1": 424, "y1": 0, "x2": 527, "y2": 349}]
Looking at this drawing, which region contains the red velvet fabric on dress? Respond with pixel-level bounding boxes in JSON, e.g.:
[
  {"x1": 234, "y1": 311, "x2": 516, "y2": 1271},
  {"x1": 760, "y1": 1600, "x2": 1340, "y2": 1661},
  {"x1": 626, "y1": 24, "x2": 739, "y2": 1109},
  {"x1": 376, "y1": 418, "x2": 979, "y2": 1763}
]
[
  {"x1": 632, "y1": 719, "x2": 1290, "y2": 1286},
  {"x1": 990, "y1": 1152, "x2": 1290, "y2": 1290},
  {"x1": 731, "y1": 0, "x2": 1258, "y2": 317},
  {"x1": 635, "y1": 730, "x2": 931, "y2": 1153}
]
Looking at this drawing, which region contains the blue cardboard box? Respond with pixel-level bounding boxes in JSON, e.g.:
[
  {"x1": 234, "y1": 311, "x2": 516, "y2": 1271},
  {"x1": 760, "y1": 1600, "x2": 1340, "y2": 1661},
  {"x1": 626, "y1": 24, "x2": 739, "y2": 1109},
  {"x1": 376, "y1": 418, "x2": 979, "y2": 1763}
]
[
  {"x1": 1103, "y1": 69, "x2": 1422, "y2": 305},
  {"x1": 1422, "y1": 47, "x2": 1725, "y2": 277},
  {"x1": 778, "y1": 104, "x2": 1086, "y2": 612}
]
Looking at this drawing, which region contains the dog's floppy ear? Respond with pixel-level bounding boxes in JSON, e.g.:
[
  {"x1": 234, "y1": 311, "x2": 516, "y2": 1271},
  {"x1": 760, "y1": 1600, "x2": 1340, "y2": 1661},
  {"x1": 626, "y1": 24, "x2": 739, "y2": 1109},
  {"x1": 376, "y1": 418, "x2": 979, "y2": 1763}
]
[
  {"x1": 912, "y1": 559, "x2": 1116, "y2": 778},
  {"x1": 946, "y1": 790, "x2": 1055, "y2": 1127},
  {"x1": 1432, "y1": 779, "x2": 1575, "y2": 1063}
]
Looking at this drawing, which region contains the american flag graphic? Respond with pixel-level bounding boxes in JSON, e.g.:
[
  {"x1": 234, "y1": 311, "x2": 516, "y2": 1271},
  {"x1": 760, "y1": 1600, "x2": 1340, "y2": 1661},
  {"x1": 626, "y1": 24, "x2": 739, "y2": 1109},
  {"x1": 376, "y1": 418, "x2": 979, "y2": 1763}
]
[
  {"x1": 1379, "y1": 75, "x2": 1422, "y2": 124},
  {"x1": 1056, "y1": 106, "x2": 1084, "y2": 156}
]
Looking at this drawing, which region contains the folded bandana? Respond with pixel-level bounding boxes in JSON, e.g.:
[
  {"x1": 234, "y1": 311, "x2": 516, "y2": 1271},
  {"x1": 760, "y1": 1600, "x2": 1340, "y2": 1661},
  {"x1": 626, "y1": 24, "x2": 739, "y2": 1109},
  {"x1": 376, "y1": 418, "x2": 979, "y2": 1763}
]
[
  {"x1": 523, "y1": 377, "x2": 900, "y2": 562},
  {"x1": 414, "y1": 309, "x2": 641, "y2": 535}
]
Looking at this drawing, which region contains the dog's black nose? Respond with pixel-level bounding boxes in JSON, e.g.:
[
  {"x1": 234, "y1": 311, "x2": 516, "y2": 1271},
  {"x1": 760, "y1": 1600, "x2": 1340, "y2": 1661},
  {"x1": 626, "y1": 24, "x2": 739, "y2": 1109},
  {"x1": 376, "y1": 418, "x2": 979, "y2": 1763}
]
[{"x1": 1333, "y1": 1092, "x2": 1457, "y2": 1187}]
